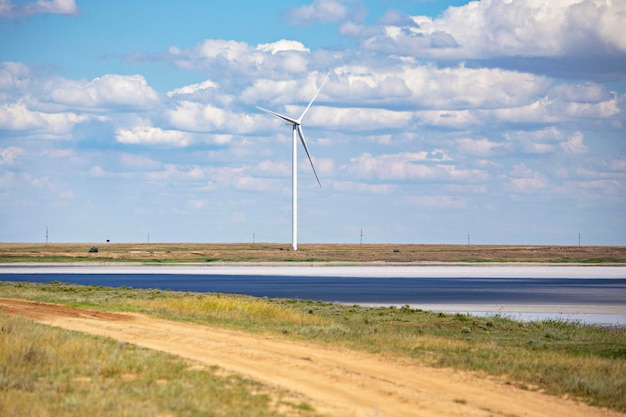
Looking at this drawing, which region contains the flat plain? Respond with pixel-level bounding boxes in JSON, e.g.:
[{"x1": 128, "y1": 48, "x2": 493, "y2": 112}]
[{"x1": 1, "y1": 242, "x2": 625, "y2": 263}]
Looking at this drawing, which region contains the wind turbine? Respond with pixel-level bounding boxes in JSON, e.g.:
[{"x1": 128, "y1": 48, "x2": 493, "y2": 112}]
[{"x1": 257, "y1": 72, "x2": 329, "y2": 251}]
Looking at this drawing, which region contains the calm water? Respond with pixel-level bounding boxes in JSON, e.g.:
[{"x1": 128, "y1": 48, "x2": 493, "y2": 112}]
[{"x1": 2, "y1": 265, "x2": 625, "y2": 324}]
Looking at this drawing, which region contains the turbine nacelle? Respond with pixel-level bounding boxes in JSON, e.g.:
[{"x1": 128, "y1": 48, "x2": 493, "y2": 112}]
[{"x1": 256, "y1": 72, "x2": 328, "y2": 188}]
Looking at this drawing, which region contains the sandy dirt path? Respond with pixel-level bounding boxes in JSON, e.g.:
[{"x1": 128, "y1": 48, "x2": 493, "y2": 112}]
[{"x1": 1, "y1": 298, "x2": 622, "y2": 417}]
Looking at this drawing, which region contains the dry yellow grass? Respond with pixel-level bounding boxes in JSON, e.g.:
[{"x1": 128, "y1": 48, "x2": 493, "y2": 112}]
[
  {"x1": 1, "y1": 242, "x2": 625, "y2": 263},
  {"x1": 131, "y1": 294, "x2": 330, "y2": 326}
]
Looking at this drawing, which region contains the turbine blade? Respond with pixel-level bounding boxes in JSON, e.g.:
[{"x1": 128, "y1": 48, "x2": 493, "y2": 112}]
[
  {"x1": 256, "y1": 106, "x2": 298, "y2": 125},
  {"x1": 297, "y1": 72, "x2": 329, "y2": 123},
  {"x1": 297, "y1": 125, "x2": 322, "y2": 187}
]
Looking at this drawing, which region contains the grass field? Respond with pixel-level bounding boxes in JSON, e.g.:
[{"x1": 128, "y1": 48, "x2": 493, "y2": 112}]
[
  {"x1": 0, "y1": 312, "x2": 320, "y2": 417},
  {"x1": 1, "y1": 281, "x2": 625, "y2": 414},
  {"x1": 1, "y1": 242, "x2": 625, "y2": 263}
]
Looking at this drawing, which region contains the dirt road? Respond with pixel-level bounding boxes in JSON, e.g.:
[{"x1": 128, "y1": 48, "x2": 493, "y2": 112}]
[{"x1": 1, "y1": 298, "x2": 622, "y2": 417}]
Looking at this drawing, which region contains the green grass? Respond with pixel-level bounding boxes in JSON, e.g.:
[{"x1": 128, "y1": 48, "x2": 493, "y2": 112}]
[
  {"x1": 1, "y1": 281, "x2": 625, "y2": 413},
  {"x1": 0, "y1": 313, "x2": 321, "y2": 417}
]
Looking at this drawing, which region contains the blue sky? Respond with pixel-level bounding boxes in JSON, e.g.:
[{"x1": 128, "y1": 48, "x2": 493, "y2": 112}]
[{"x1": 1, "y1": 0, "x2": 625, "y2": 245}]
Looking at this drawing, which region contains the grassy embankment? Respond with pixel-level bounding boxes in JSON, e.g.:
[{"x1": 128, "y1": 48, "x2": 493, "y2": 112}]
[
  {"x1": 0, "y1": 314, "x2": 317, "y2": 417},
  {"x1": 1, "y1": 281, "x2": 625, "y2": 415},
  {"x1": 1, "y1": 242, "x2": 625, "y2": 263}
]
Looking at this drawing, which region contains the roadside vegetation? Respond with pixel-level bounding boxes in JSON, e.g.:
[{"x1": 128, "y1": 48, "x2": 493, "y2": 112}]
[
  {"x1": 1, "y1": 281, "x2": 625, "y2": 413},
  {"x1": 0, "y1": 312, "x2": 321, "y2": 417},
  {"x1": 1, "y1": 242, "x2": 625, "y2": 263}
]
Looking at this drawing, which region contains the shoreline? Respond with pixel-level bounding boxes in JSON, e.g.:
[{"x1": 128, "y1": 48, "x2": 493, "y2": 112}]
[
  {"x1": 3, "y1": 263, "x2": 625, "y2": 325},
  {"x1": 2, "y1": 263, "x2": 625, "y2": 278}
]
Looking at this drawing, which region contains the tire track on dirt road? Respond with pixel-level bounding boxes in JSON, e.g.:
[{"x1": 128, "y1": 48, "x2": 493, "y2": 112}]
[{"x1": 1, "y1": 298, "x2": 622, "y2": 417}]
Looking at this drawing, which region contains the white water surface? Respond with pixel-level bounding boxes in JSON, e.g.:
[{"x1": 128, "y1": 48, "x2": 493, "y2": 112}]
[
  {"x1": 2, "y1": 264, "x2": 625, "y2": 325},
  {"x1": 2, "y1": 264, "x2": 625, "y2": 278}
]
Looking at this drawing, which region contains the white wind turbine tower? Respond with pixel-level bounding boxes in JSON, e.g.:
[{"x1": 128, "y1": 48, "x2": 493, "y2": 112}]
[{"x1": 257, "y1": 72, "x2": 329, "y2": 251}]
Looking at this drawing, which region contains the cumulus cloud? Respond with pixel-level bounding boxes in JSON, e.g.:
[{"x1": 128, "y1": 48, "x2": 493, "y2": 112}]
[
  {"x1": 504, "y1": 127, "x2": 563, "y2": 154},
  {"x1": 257, "y1": 39, "x2": 310, "y2": 54},
  {"x1": 456, "y1": 138, "x2": 502, "y2": 157},
  {"x1": 115, "y1": 125, "x2": 191, "y2": 147},
  {"x1": 167, "y1": 101, "x2": 254, "y2": 136},
  {"x1": 0, "y1": 62, "x2": 32, "y2": 97},
  {"x1": 0, "y1": 0, "x2": 78, "y2": 18},
  {"x1": 505, "y1": 164, "x2": 548, "y2": 193},
  {"x1": 560, "y1": 131, "x2": 588, "y2": 155},
  {"x1": 167, "y1": 80, "x2": 218, "y2": 97},
  {"x1": 359, "y1": 0, "x2": 626, "y2": 60},
  {"x1": 326, "y1": 64, "x2": 551, "y2": 111},
  {"x1": 167, "y1": 39, "x2": 311, "y2": 78},
  {"x1": 48, "y1": 74, "x2": 158, "y2": 110},
  {"x1": 346, "y1": 152, "x2": 483, "y2": 182},
  {"x1": 0, "y1": 101, "x2": 87, "y2": 137},
  {"x1": 256, "y1": 160, "x2": 290, "y2": 177},
  {"x1": 0, "y1": 146, "x2": 24, "y2": 165}
]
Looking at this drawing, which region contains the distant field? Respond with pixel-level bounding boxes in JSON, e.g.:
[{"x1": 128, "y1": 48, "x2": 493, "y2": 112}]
[{"x1": 1, "y1": 243, "x2": 625, "y2": 263}]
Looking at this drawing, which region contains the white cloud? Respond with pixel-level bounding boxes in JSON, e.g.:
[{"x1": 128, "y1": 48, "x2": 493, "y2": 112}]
[
  {"x1": 256, "y1": 160, "x2": 290, "y2": 177},
  {"x1": 0, "y1": 0, "x2": 78, "y2": 18},
  {"x1": 505, "y1": 165, "x2": 548, "y2": 193},
  {"x1": 41, "y1": 148, "x2": 76, "y2": 159},
  {"x1": 331, "y1": 180, "x2": 394, "y2": 194},
  {"x1": 456, "y1": 138, "x2": 502, "y2": 157},
  {"x1": 167, "y1": 80, "x2": 218, "y2": 97},
  {"x1": 0, "y1": 101, "x2": 87, "y2": 137},
  {"x1": 167, "y1": 39, "x2": 311, "y2": 77},
  {"x1": 115, "y1": 125, "x2": 191, "y2": 147},
  {"x1": 0, "y1": 146, "x2": 24, "y2": 165},
  {"x1": 549, "y1": 82, "x2": 612, "y2": 103},
  {"x1": 284, "y1": 0, "x2": 350, "y2": 25},
  {"x1": 256, "y1": 39, "x2": 310, "y2": 54},
  {"x1": 401, "y1": 65, "x2": 551, "y2": 109},
  {"x1": 415, "y1": 109, "x2": 481, "y2": 128},
  {"x1": 145, "y1": 164, "x2": 205, "y2": 182},
  {"x1": 360, "y1": 0, "x2": 626, "y2": 59},
  {"x1": 318, "y1": 106, "x2": 413, "y2": 130},
  {"x1": 188, "y1": 199, "x2": 208, "y2": 209},
  {"x1": 489, "y1": 98, "x2": 560, "y2": 124},
  {"x1": 561, "y1": 95, "x2": 620, "y2": 119},
  {"x1": 504, "y1": 127, "x2": 565, "y2": 154},
  {"x1": 31, "y1": 175, "x2": 55, "y2": 190},
  {"x1": 328, "y1": 64, "x2": 552, "y2": 112},
  {"x1": 0, "y1": 62, "x2": 32, "y2": 96},
  {"x1": 2, "y1": 2, "x2": 625, "y2": 245},
  {"x1": 232, "y1": 175, "x2": 280, "y2": 192},
  {"x1": 48, "y1": 74, "x2": 158, "y2": 110},
  {"x1": 88, "y1": 166, "x2": 106, "y2": 177},
  {"x1": 167, "y1": 101, "x2": 253, "y2": 136},
  {"x1": 242, "y1": 71, "x2": 332, "y2": 109},
  {"x1": 560, "y1": 131, "x2": 588, "y2": 155},
  {"x1": 408, "y1": 195, "x2": 466, "y2": 209},
  {"x1": 347, "y1": 152, "x2": 470, "y2": 181}
]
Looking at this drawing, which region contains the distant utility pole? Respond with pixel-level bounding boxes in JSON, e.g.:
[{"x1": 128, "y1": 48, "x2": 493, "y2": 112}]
[
  {"x1": 468, "y1": 234, "x2": 471, "y2": 255},
  {"x1": 360, "y1": 228, "x2": 363, "y2": 245},
  {"x1": 45, "y1": 226, "x2": 48, "y2": 245},
  {"x1": 253, "y1": 232, "x2": 255, "y2": 244},
  {"x1": 578, "y1": 232, "x2": 581, "y2": 248},
  {"x1": 147, "y1": 232, "x2": 150, "y2": 244}
]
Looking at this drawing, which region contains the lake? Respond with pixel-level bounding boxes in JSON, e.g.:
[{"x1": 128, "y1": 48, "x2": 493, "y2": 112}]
[{"x1": 2, "y1": 264, "x2": 625, "y2": 325}]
